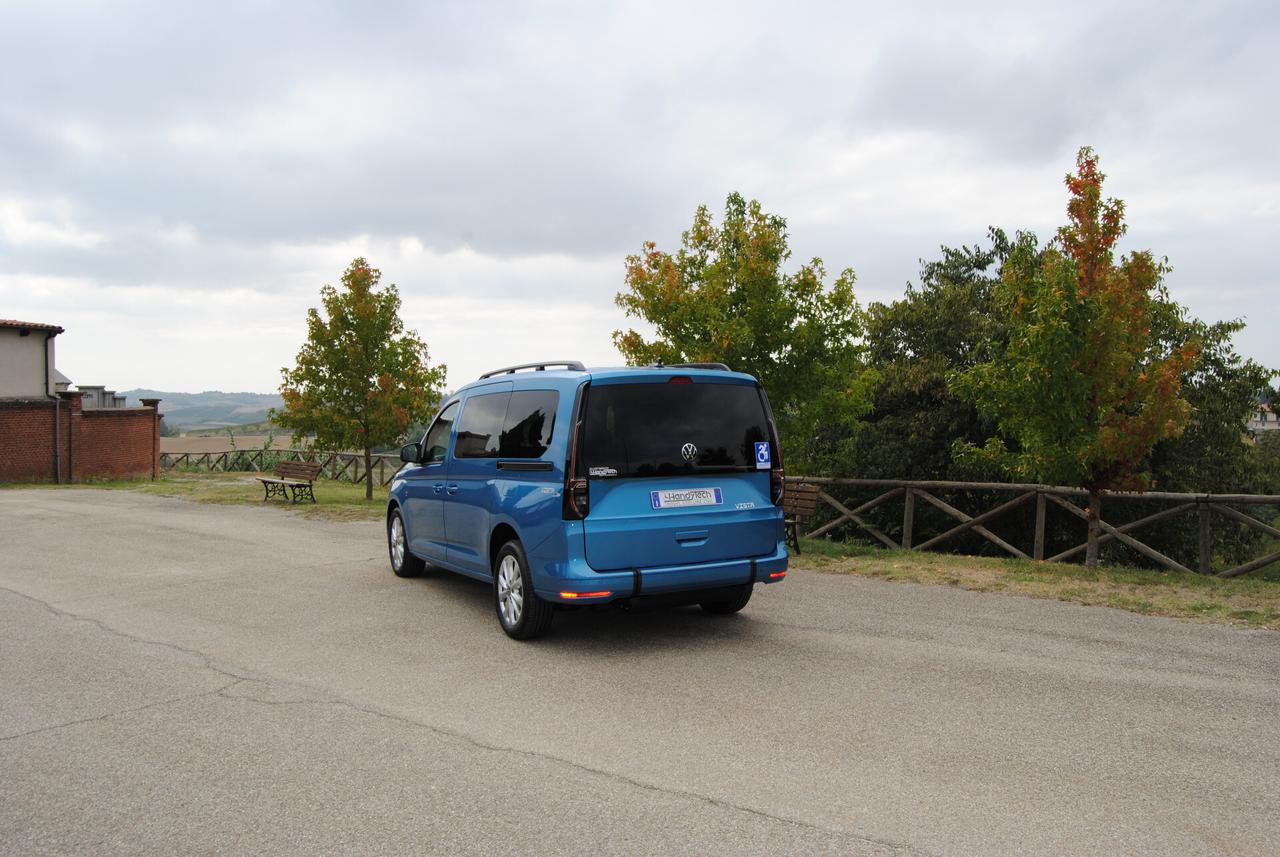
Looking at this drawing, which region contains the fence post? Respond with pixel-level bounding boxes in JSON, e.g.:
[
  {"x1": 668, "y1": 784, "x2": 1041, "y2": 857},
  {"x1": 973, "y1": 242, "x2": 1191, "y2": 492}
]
[
  {"x1": 1198, "y1": 502, "x2": 1211, "y2": 574},
  {"x1": 1034, "y1": 491, "x2": 1046, "y2": 560},
  {"x1": 1085, "y1": 492, "x2": 1101, "y2": 569},
  {"x1": 901, "y1": 487, "x2": 915, "y2": 549}
]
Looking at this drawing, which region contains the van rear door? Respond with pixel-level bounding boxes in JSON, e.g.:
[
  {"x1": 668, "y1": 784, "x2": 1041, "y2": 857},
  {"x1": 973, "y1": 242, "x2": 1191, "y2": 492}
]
[{"x1": 580, "y1": 377, "x2": 779, "y2": 572}]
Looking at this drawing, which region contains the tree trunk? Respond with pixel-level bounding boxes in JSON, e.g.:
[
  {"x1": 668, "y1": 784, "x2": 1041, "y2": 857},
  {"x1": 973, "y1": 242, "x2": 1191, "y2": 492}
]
[
  {"x1": 364, "y1": 446, "x2": 373, "y2": 500},
  {"x1": 1085, "y1": 491, "x2": 1101, "y2": 570}
]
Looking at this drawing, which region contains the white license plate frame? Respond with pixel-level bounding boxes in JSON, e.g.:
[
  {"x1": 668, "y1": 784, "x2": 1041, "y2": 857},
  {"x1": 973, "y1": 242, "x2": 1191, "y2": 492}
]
[{"x1": 649, "y1": 487, "x2": 724, "y2": 510}]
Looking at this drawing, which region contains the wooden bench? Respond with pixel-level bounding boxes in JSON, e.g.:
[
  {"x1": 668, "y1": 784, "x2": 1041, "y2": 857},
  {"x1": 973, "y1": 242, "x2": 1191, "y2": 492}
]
[
  {"x1": 782, "y1": 481, "x2": 820, "y2": 554},
  {"x1": 259, "y1": 460, "x2": 324, "y2": 504}
]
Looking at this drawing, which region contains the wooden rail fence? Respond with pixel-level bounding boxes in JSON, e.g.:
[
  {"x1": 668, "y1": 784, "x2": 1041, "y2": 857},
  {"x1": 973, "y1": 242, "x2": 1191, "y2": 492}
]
[
  {"x1": 156, "y1": 457, "x2": 1280, "y2": 578},
  {"x1": 161, "y1": 449, "x2": 402, "y2": 487},
  {"x1": 788, "y1": 477, "x2": 1280, "y2": 579}
]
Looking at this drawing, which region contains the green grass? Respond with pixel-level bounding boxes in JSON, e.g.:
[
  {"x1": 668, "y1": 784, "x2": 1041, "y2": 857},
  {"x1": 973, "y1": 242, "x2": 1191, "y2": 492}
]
[
  {"x1": 1261, "y1": 514, "x2": 1280, "y2": 582},
  {"x1": 794, "y1": 537, "x2": 1280, "y2": 631},
  {"x1": 9, "y1": 471, "x2": 388, "y2": 521}
]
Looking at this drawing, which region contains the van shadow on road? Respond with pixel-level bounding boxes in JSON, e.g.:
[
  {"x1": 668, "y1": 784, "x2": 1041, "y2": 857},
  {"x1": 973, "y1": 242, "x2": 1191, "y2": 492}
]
[{"x1": 407, "y1": 563, "x2": 764, "y2": 653}]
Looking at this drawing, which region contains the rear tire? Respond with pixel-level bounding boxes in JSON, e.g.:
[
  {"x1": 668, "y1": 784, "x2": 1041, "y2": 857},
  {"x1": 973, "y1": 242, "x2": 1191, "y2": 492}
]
[
  {"x1": 388, "y1": 509, "x2": 426, "y2": 578},
  {"x1": 700, "y1": 584, "x2": 753, "y2": 615},
  {"x1": 494, "y1": 540, "x2": 554, "y2": 640}
]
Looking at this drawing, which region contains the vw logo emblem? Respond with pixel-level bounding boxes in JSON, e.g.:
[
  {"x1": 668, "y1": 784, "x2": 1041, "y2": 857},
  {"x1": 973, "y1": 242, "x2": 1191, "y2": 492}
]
[{"x1": 681, "y1": 442, "x2": 698, "y2": 462}]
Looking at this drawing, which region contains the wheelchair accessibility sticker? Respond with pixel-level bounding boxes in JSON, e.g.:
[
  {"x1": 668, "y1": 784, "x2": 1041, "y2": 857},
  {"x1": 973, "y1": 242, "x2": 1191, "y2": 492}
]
[{"x1": 754, "y1": 441, "x2": 771, "y2": 470}]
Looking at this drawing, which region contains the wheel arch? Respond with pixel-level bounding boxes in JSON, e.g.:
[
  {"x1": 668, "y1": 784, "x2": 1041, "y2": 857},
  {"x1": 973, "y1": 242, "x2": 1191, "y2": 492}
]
[
  {"x1": 489, "y1": 522, "x2": 520, "y2": 574},
  {"x1": 386, "y1": 498, "x2": 407, "y2": 543}
]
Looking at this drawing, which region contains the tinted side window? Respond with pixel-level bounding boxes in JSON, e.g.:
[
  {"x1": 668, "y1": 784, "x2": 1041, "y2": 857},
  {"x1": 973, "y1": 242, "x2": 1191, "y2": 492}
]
[
  {"x1": 455, "y1": 392, "x2": 510, "y2": 458},
  {"x1": 499, "y1": 390, "x2": 559, "y2": 458},
  {"x1": 422, "y1": 401, "x2": 459, "y2": 464}
]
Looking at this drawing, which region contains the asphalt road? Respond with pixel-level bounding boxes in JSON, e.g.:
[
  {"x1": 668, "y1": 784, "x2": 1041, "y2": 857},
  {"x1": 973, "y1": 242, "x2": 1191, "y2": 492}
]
[{"x1": 2, "y1": 490, "x2": 1278, "y2": 856}]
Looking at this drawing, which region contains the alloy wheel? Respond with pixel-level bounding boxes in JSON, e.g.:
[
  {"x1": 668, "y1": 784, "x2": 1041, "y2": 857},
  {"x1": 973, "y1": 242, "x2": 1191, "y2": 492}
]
[
  {"x1": 390, "y1": 515, "x2": 406, "y2": 569},
  {"x1": 497, "y1": 554, "x2": 523, "y2": 627}
]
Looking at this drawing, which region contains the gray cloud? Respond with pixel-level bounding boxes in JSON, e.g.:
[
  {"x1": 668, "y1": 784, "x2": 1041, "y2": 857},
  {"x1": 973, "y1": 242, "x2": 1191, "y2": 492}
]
[{"x1": 1, "y1": 0, "x2": 1277, "y2": 390}]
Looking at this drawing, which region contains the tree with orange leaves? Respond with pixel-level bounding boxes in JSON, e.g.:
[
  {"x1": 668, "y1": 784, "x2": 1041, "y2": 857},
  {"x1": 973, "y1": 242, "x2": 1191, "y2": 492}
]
[
  {"x1": 952, "y1": 148, "x2": 1198, "y2": 565},
  {"x1": 272, "y1": 258, "x2": 447, "y2": 499}
]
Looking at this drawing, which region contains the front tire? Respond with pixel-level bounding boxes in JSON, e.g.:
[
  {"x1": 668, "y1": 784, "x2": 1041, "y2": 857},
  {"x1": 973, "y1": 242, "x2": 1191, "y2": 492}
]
[
  {"x1": 494, "y1": 540, "x2": 554, "y2": 640},
  {"x1": 388, "y1": 509, "x2": 426, "y2": 578},
  {"x1": 700, "y1": 584, "x2": 753, "y2": 615}
]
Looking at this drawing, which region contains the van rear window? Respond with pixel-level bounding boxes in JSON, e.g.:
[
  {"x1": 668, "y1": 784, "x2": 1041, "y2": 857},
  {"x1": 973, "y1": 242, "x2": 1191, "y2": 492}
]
[{"x1": 581, "y1": 382, "x2": 769, "y2": 477}]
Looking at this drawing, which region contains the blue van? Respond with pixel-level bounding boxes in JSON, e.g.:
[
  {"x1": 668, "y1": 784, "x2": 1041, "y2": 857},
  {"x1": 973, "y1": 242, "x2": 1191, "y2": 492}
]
[{"x1": 386, "y1": 360, "x2": 788, "y2": 638}]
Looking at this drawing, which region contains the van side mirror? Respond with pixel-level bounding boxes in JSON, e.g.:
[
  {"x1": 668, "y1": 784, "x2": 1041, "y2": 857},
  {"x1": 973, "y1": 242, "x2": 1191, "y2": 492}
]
[{"x1": 399, "y1": 442, "x2": 421, "y2": 463}]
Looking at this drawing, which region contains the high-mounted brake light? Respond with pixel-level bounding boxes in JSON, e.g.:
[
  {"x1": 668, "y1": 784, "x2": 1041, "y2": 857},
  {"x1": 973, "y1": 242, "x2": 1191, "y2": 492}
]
[
  {"x1": 560, "y1": 590, "x2": 612, "y2": 599},
  {"x1": 667, "y1": 375, "x2": 693, "y2": 384}
]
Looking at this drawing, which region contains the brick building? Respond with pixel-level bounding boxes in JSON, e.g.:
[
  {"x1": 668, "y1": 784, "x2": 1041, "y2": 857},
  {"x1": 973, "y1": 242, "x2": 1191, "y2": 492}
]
[{"x1": 0, "y1": 319, "x2": 162, "y2": 482}]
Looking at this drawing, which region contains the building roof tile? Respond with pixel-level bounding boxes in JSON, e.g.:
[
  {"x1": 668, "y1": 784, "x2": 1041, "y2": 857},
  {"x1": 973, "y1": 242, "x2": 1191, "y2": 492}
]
[{"x1": 0, "y1": 319, "x2": 64, "y2": 333}]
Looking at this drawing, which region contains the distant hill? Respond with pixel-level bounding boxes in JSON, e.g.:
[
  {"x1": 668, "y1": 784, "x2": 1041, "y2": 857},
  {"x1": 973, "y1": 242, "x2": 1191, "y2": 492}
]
[{"x1": 122, "y1": 389, "x2": 283, "y2": 430}]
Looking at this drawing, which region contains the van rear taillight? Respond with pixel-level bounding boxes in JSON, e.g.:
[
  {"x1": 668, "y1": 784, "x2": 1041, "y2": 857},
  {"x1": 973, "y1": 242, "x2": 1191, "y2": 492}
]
[
  {"x1": 563, "y1": 416, "x2": 589, "y2": 519},
  {"x1": 567, "y1": 477, "x2": 590, "y2": 518},
  {"x1": 765, "y1": 410, "x2": 785, "y2": 506}
]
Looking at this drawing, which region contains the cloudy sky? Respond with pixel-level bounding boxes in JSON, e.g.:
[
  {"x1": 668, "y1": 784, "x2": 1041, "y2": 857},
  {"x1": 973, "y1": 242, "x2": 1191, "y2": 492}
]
[{"x1": 2, "y1": 1, "x2": 1276, "y2": 394}]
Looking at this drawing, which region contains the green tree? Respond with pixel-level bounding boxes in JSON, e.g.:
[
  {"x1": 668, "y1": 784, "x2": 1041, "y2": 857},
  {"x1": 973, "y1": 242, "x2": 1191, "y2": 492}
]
[
  {"x1": 614, "y1": 192, "x2": 876, "y2": 467},
  {"x1": 855, "y1": 229, "x2": 1013, "y2": 481},
  {"x1": 856, "y1": 230, "x2": 1274, "y2": 567},
  {"x1": 1151, "y1": 320, "x2": 1275, "y2": 493},
  {"x1": 951, "y1": 148, "x2": 1198, "y2": 566},
  {"x1": 1257, "y1": 424, "x2": 1280, "y2": 496},
  {"x1": 272, "y1": 258, "x2": 447, "y2": 499},
  {"x1": 1140, "y1": 321, "x2": 1278, "y2": 568}
]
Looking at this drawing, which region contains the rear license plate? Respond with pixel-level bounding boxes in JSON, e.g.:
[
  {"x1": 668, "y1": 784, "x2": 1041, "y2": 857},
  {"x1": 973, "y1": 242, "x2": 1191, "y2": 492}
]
[{"x1": 650, "y1": 487, "x2": 723, "y2": 510}]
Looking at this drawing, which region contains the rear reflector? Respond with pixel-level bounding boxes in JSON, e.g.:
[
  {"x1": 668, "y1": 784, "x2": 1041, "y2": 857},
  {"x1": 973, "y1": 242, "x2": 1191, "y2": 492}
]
[
  {"x1": 560, "y1": 591, "x2": 612, "y2": 599},
  {"x1": 768, "y1": 571, "x2": 786, "y2": 579}
]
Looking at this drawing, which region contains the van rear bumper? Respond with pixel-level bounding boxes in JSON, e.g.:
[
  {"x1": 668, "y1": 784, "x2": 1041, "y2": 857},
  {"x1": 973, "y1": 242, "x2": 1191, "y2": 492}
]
[{"x1": 534, "y1": 540, "x2": 788, "y2": 603}]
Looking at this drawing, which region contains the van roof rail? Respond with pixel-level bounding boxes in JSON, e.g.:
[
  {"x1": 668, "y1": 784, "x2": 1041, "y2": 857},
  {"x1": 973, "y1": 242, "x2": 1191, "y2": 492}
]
[
  {"x1": 661, "y1": 362, "x2": 732, "y2": 372},
  {"x1": 478, "y1": 360, "x2": 586, "y2": 380}
]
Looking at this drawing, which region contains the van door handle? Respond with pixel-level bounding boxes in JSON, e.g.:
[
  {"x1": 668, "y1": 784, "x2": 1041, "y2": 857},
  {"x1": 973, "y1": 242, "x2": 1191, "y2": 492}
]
[
  {"x1": 447, "y1": 484, "x2": 460, "y2": 494},
  {"x1": 433, "y1": 483, "x2": 444, "y2": 494},
  {"x1": 676, "y1": 529, "x2": 709, "y2": 544}
]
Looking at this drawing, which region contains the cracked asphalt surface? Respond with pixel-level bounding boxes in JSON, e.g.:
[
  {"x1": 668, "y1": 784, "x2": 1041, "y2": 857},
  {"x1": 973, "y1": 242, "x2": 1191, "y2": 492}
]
[{"x1": 2, "y1": 490, "x2": 1279, "y2": 856}]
